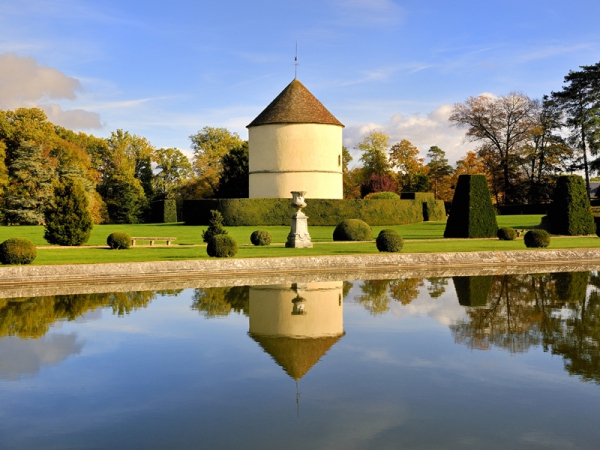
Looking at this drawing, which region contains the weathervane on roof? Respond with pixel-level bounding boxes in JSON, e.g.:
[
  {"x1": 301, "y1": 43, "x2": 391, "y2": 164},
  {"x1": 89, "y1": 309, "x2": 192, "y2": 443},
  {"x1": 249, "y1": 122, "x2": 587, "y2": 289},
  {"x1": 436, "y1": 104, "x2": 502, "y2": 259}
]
[{"x1": 294, "y1": 42, "x2": 299, "y2": 79}]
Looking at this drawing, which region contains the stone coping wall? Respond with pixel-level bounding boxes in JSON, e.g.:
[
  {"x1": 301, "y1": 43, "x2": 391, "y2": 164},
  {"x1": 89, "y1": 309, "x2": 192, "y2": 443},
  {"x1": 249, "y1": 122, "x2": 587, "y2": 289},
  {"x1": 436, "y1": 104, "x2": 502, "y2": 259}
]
[{"x1": 1, "y1": 249, "x2": 600, "y2": 300}]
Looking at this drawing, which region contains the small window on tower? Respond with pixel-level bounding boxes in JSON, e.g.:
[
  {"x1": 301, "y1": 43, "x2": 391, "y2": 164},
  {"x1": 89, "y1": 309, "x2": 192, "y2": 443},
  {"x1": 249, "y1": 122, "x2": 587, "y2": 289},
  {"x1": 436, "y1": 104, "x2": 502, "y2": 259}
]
[{"x1": 338, "y1": 154, "x2": 341, "y2": 166}]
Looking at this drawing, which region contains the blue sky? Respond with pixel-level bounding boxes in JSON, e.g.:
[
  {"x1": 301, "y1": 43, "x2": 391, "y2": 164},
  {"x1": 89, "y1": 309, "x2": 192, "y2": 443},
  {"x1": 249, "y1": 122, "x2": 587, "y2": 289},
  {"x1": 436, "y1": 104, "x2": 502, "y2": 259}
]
[{"x1": 1, "y1": 0, "x2": 600, "y2": 164}]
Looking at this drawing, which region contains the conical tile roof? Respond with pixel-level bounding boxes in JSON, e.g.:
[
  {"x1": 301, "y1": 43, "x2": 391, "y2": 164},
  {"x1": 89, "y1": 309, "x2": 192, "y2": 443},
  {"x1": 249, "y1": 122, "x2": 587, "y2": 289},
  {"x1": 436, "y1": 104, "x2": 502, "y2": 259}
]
[
  {"x1": 247, "y1": 79, "x2": 344, "y2": 128},
  {"x1": 249, "y1": 332, "x2": 344, "y2": 380}
]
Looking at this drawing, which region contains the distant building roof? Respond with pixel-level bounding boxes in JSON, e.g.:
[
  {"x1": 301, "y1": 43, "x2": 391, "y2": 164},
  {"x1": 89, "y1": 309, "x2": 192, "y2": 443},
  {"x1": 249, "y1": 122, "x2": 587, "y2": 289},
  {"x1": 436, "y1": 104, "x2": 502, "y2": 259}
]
[{"x1": 247, "y1": 79, "x2": 344, "y2": 128}]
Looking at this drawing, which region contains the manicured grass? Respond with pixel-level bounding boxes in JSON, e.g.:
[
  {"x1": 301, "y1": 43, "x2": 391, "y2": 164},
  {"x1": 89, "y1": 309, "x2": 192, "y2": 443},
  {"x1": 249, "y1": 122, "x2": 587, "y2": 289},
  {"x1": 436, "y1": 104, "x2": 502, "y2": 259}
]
[
  {"x1": 4, "y1": 214, "x2": 591, "y2": 267},
  {"x1": 0, "y1": 215, "x2": 545, "y2": 246},
  {"x1": 1, "y1": 234, "x2": 598, "y2": 266}
]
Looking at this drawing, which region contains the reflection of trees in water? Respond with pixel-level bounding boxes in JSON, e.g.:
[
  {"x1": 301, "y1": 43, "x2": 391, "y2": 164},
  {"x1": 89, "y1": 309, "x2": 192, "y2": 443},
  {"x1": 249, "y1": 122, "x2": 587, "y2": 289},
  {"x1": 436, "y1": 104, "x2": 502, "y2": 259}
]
[
  {"x1": 0, "y1": 290, "x2": 175, "y2": 339},
  {"x1": 450, "y1": 272, "x2": 600, "y2": 385},
  {"x1": 426, "y1": 277, "x2": 448, "y2": 298},
  {"x1": 191, "y1": 286, "x2": 249, "y2": 318},
  {"x1": 356, "y1": 279, "x2": 424, "y2": 315}
]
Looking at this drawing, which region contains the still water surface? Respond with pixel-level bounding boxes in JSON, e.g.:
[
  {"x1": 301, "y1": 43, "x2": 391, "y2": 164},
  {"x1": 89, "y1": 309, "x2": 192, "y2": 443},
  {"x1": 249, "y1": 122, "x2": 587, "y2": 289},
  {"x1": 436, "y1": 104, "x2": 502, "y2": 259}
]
[{"x1": 1, "y1": 272, "x2": 600, "y2": 449}]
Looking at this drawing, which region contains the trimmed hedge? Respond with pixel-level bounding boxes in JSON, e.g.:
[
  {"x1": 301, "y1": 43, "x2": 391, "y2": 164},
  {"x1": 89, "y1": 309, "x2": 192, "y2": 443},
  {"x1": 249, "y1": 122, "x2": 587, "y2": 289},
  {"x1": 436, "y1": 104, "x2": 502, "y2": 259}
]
[
  {"x1": 524, "y1": 229, "x2": 551, "y2": 248},
  {"x1": 149, "y1": 199, "x2": 178, "y2": 223},
  {"x1": 376, "y1": 229, "x2": 403, "y2": 252},
  {"x1": 453, "y1": 276, "x2": 492, "y2": 307},
  {"x1": 333, "y1": 219, "x2": 372, "y2": 241},
  {"x1": 444, "y1": 175, "x2": 497, "y2": 238},
  {"x1": 183, "y1": 195, "x2": 445, "y2": 226},
  {"x1": 207, "y1": 235, "x2": 238, "y2": 258},
  {"x1": 107, "y1": 232, "x2": 131, "y2": 249},
  {"x1": 0, "y1": 238, "x2": 37, "y2": 265},
  {"x1": 202, "y1": 210, "x2": 228, "y2": 243},
  {"x1": 364, "y1": 191, "x2": 400, "y2": 199},
  {"x1": 497, "y1": 227, "x2": 517, "y2": 240},
  {"x1": 250, "y1": 230, "x2": 272, "y2": 246},
  {"x1": 548, "y1": 175, "x2": 595, "y2": 235}
]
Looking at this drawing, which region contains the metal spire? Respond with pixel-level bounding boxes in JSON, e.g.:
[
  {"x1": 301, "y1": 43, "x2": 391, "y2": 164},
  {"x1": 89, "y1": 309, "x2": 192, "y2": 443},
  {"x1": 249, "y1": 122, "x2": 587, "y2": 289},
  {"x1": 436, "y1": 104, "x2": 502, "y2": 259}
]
[{"x1": 294, "y1": 42, "x2": 299, "y2": 79}]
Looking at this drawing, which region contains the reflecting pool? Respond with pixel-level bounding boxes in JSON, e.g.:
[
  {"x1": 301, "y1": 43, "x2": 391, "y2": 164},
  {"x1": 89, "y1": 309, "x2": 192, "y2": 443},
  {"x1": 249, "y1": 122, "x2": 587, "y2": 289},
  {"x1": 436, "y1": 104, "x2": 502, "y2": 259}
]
[{"x1": 2, "y1": 271, "x2": 600, "y2": 449}]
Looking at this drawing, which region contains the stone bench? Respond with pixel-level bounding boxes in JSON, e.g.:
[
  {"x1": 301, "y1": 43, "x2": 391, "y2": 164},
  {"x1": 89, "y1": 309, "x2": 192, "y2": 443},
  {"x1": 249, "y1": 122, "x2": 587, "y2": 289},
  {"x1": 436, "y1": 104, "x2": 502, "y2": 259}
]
[{"x1": 130, "y1": 237, "x2": 177, "y2": 246}]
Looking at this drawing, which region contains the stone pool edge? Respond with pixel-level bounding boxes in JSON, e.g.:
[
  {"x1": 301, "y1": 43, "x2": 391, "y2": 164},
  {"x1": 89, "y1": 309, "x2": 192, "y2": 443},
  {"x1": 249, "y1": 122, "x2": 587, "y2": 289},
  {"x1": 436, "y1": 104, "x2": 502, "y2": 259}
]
[{"x1": 2, "y1": 248, "x2": 600, "y2": 286}]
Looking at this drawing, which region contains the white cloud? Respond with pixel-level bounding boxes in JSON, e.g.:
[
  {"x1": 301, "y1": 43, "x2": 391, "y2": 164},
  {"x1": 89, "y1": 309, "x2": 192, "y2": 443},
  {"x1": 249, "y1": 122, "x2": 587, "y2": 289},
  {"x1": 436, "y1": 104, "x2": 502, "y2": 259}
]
[
  {"x1": 0, "y1": 53, "x2": 102, "y2": 129},
  {"x1": 0, "y1": 333, "x2": 83, "y2": 380},
  {"x1": 343, "y1": 104, "x2": 472, "y2": 166}
]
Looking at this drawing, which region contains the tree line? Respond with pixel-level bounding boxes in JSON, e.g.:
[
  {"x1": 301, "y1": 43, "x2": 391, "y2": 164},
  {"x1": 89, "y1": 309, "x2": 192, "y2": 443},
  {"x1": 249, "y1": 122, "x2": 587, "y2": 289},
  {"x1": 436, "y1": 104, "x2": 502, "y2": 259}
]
[
  {"x1": 347, "y1": 62, "x2": 600, "y2": 205},
  {"x1": 2, "y1": 62, "x2": 599, "y2": 224}
]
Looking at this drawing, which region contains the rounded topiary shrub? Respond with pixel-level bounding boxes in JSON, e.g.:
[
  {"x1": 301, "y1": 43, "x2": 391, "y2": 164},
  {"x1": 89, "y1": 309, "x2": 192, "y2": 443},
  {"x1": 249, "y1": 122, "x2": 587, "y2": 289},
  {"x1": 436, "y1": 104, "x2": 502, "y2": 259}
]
[
  {"x1": 376, "y1": 229, "x2": 404, "y2": 252},
  {"x1": 497, "y1": 227, "x2": 517, "y2": 241},
  {"x1": 107, "y1": 232, "x2": 131, "y2": 249},
  {"x1": 524, "y1": 229, "x2": 551, "y2": 248},
  {"x1": 250, "y1": 230, "x2": 272, "y2": 246},
  {"x1": 333, "y1": 219, "x2": 372, "y2": 241},
  {"x1": 364, "y1": 191, "x2": 400, "y2": 200},
  {"x1": 0, "y1": 238, "x2": 37, "y2": 265},
  {"x1": 207, "y1": 235, "x2": 238, "y2": 258}
]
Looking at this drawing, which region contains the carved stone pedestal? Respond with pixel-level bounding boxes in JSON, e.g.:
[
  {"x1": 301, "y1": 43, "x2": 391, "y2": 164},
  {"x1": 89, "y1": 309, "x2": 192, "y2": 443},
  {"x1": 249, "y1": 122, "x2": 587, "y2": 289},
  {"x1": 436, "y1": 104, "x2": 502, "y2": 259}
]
[{"x1": 285, "y1": 191, "x2": 313, "y2": 248}]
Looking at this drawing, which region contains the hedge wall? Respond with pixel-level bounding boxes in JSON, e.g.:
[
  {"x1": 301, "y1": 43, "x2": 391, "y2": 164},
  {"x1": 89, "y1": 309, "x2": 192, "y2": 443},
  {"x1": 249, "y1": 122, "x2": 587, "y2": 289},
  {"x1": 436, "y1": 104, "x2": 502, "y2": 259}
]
[
  {"x1": 444, "y1": 175, "x2": 497, "y2": 238},
  {"x1": 453, "y1": 275, "x2": 493, "y2": 307},
  {"x1": 183, "y1": 195, "x2": 445, "y2": 226},
  {"x1": 149, "y1": 200, "x2": 178, "y2": 223},
  {"x1": 548, "y1": 175, "x2": 595, "y2": 235}
]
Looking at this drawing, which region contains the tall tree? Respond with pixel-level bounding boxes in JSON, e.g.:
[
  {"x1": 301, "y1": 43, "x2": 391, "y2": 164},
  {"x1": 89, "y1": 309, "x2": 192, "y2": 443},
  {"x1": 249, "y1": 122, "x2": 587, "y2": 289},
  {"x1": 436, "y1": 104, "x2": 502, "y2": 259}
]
[
  {"x1": 153, "y1": 147, "x2": 193, "y2": 200},
  {"x1": 449, "y1": 92, "x2": 537, "y2": 204},
  {"x1": 189, "y1": 127, "x2": 243, "y2": 198},
  {"x1": 4, "y1": 141, "x2": 54, "y2": 224},
  {"x1": 426, "y1": 146, "x2": 454, "y2": 200},
  {"x1": 552, "y1": 62, "x2": 600, "y2": 196},
  {"x1": 389, "y1": 139, "x2": 429, "y2": 192},
  {"x1": 215, "y1": 142, "x2": 249, "y2": 198},
  {"x1": 357, "y1": 131, "x2": 392, "y2": 180}
]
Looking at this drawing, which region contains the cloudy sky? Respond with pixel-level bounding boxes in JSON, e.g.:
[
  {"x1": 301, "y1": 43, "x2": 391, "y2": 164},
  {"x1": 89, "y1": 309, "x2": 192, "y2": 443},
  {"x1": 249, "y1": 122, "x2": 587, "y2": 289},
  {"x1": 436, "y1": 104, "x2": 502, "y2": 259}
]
[{"x1": 1, "y1": 0, "x2": 600, "y2": 164}]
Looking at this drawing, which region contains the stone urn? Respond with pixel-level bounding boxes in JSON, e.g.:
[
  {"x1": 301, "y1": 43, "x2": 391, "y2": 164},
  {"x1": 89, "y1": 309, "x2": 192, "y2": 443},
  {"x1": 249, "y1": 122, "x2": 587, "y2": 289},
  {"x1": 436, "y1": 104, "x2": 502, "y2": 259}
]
[{"x1": 286, "y1": 191, "x2": 313, "y2": 248}]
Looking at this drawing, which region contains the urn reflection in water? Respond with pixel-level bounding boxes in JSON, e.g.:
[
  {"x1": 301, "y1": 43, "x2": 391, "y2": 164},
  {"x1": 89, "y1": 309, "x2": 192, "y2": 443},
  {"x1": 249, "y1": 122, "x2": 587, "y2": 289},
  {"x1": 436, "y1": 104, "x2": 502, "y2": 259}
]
[{"x1": 286, "y1": 191, "x2": 313, "y2": 248}]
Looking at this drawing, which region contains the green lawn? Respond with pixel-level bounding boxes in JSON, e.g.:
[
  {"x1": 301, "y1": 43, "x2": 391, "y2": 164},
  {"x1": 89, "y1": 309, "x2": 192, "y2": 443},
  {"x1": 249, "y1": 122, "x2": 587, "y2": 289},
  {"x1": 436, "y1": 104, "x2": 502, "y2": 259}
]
[
  {"x1": 0, "y1": 215, "x2": 545, "y2": 246},
  {"x1": 2, "y1": 214, "x2": 594, "y2": 267}
]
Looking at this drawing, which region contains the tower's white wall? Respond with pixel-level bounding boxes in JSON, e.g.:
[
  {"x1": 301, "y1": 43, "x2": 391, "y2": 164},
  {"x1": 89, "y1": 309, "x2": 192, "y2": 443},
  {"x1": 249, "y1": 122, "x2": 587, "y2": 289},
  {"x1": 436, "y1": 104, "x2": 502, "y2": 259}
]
[{"x1": 248, "y1": 123, "x2": 343, "y2": 199}]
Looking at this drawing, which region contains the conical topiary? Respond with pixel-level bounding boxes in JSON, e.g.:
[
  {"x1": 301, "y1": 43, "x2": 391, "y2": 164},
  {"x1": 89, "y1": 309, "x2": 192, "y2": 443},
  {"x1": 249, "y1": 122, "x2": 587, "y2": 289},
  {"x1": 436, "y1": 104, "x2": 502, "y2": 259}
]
[
  {"x1": 547, "y1": 175, "x2": 595, "y2": 235},
  {"x1": 444, "y1": 174, "x2": 497, "y2": 238}
]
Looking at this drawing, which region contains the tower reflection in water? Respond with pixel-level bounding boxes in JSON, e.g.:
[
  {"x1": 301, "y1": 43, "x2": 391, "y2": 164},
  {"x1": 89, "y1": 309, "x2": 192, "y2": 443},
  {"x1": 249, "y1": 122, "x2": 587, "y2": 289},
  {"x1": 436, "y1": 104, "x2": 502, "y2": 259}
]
[{"x1": 248, "y1": 282, "x2": 345, "y2": 408}]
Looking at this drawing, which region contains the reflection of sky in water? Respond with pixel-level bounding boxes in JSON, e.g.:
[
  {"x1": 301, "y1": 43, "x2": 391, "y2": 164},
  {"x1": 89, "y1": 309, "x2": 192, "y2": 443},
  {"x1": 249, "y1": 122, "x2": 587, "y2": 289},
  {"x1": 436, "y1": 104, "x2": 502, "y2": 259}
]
[{"x1": 0, "y1": 276, "x2": 599, "y2": 449}]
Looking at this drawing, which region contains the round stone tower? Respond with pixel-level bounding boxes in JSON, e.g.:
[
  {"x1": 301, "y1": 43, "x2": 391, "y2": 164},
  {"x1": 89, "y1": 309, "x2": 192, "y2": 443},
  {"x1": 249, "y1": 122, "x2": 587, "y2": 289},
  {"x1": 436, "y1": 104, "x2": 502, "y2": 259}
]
[{"x1": 247, "y1": 79, "x2": 344, "y2": 199}]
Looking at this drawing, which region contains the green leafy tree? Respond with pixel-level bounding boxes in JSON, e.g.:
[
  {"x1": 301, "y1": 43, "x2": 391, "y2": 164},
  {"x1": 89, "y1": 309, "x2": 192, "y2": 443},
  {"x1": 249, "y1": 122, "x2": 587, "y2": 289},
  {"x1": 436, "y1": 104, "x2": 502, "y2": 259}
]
[
  {"x1": 44, "y1": 178, "x2": 93, "y2": 246},
  {"x1": 215, "y1": 142, "x2": 249, "y2": 198},
  {"x1": 189, "y1": 127, "x2": 243, "y2": 198},
  {"x1": 389, "y1": 139, "x2": 429, "y2": 192},
  {"x1": 153, "y1": 147, "x2": 193, "y2": 200},
  {"x1": 4, "y1": 141, "x2": 54, "y2": 224},
  {"x1": 426, "y1": 146, "x2": 454, "y2": 200},
  {"x1": 357, "y1": 131, "x2": 392, "y2": 180},
  {"x1": 552, "y1": 62, "x2": 600, "y2": 195}
]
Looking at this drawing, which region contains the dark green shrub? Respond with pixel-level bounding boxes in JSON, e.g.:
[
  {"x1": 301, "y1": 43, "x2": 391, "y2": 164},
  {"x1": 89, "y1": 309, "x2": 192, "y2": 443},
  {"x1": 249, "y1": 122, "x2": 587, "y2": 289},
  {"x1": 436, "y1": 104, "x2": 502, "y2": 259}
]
[
  {"x1": 444, "y1": 175, "x2": 497, "y2": 238},
  {"x1": 364, "y1": 191, "x2": 400, "y2": 199},
  {"x1": 594, "y1": 216, "x2": 600, "y2": 237},
  {"x1": 207, "y1": 234, "x2": 238, "y2": 257},
  {"x1": 0, "y1": 238, "x2": 37, "y2": 265},
  {"x1": 333, "y1": 219, "x2": 372, "y2": 241},
  {"x1": 107, "y1": 232, "x2": 131, "y2": 249},
  {"x1": 453, "y1": 276, "x2": 492, "y2": 307},
  {"x1": 44, "y1": 179, "x2": 93, "y2": 246},
  {"x1": 497, "y1": 227, "x2": 517, "y2": 240},
  {"x1": 250, "y1": 230, "x2": 272, "y2": 246},
  {"x1": 202, "y1": 210, "x2": 228, "y2": 243},
  {"x1": 548, "y1": 175, "x2": 595, "y2": 235},
  {"x1": 524, "y1": 229, "x2": 551, "y2": 248},
  {"x1": 376, "y1": 229, "x2": 403, "y2": 252}
]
